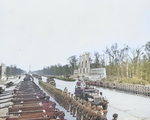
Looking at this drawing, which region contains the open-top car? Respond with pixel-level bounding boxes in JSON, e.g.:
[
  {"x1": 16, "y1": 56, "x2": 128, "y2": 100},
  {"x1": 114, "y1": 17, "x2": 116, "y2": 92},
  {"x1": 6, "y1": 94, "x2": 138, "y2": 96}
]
[{"x1": 74, "y1": 80, "x2": 109, "y2": 110}]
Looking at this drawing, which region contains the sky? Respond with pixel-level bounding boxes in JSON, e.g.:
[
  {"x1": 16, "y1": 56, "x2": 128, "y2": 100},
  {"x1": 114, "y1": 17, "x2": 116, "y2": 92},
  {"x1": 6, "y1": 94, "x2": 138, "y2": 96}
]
[{"x1": 0, "y1": 0, "x2": 150, "y2": 72}]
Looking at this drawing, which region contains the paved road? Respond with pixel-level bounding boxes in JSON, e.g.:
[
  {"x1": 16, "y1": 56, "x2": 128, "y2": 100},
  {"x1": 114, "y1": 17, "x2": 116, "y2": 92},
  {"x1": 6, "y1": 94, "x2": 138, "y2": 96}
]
[{"x1": 49, "y1": 78, "x2": 150, "y2": 120}]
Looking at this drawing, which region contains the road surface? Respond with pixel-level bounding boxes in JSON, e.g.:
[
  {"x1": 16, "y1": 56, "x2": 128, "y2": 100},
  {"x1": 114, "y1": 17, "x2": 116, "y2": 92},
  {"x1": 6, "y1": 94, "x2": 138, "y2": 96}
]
[{"x1": 41, "y1": 77, "x2": 150, "y2": 120}]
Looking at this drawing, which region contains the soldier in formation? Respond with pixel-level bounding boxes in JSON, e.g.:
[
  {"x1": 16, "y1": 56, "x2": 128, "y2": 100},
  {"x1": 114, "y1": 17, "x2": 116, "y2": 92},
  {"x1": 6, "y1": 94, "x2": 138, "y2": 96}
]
[{"x1": 41, "y1": 83, "x2": 119, "y2": 120}]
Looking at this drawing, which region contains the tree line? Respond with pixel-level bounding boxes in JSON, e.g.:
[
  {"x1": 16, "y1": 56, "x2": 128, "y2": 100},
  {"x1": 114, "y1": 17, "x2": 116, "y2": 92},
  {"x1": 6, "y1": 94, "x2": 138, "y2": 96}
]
[
  {"x1": 33, "y1": 64, "x2": 73, "y2": 77},
  {"x1": 33, "y1": 56, "x2": 78, "y2": 77},
  {"x1": 6, "y1": 65, "x2": 25, "y2": 77},
  {"x1": 92, "y1": 41, "x2": 150, "y2": 84},
  {"x1": 34, "y1": 41, "x2": 150, "y2": 84}
]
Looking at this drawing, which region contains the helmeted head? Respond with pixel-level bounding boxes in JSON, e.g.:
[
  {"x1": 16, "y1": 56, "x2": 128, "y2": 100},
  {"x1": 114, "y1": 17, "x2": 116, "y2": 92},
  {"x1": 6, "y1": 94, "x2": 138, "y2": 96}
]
[
  {"x1": 86, "y1": 106, "x2": 91, "y2": 113},
  {"x1": 101, "y1": 115, "x2": 107, "y2": 120},
  {"x1": 113, "y1": 113, "x2": 118, "y2": 119},
  {"x1": 97, "y1": 111, "x2": 102, "y2": 117},
  {"x1": 97, "y1": 106, "x2": 103, "y2": 111},
  {"x1": 46, "y1": 96, "x2": 50, "y2": 100},
  {"x1": 91, "y1": 110, "x2": 96, "y2": 116},
  {"x1": 92, "y1": 105, "x2": 96, "y2": 110}
]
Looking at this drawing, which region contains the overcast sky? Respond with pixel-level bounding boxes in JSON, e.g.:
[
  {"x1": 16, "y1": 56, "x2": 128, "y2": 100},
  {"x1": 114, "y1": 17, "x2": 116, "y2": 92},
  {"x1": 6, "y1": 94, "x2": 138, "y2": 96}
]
[{"x1": 0, "y1": 0, "x2": 150, "y2": 72}]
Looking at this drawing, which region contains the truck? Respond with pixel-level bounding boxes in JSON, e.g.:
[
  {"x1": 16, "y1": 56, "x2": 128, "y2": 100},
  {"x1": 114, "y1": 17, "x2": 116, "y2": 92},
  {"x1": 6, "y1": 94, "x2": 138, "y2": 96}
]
[{"x1": 74, "y1": 80, "x2": 109, "y2": 110}]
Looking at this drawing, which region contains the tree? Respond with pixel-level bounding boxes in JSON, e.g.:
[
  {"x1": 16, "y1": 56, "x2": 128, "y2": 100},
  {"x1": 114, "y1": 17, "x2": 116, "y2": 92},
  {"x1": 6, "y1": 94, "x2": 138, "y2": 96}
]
[
  {"x1": 89, "y1": 52, "x2": 93, "y2": 63},
  {"x1": 145, "y1": 41, "x2": 150, "y2": 61},
  {"x1": 6, "y1": 65, "x2": 25, "y2": 77},
  {"x1": 105, "y1": 43, "x2": 118, "y2": 77},
  {"x1": 94, "y1": 52, "x2": 100, "y2": 68},
  {"x1": 128, "y1": 46, "x2": 143, "y2": 78},
  {"x1": 68, "y1": 55, "x2": 78, "y2": 75}
]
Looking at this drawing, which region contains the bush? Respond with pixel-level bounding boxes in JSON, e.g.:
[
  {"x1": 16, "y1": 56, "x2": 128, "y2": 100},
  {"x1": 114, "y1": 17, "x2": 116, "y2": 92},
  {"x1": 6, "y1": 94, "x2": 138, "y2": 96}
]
[
  {"x1": 56, "y1": 77, "x2": 75, "y2": 81},
  {"x1": 66, "y1": 74, "x2": 70, "y2": 78},
  {"x1": 118, "y1": 78, "x2": 150, "y2": 85}
]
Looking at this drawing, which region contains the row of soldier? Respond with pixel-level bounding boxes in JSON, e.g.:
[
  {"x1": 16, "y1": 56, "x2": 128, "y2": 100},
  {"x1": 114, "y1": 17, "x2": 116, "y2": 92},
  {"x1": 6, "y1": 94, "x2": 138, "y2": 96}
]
[
  {"x1": 55, "y1": 87, "x2": 108, "y2": 120},
  {"x1": 39, "y1": 81, "x2": 118, "y2": 120},
  {"x1": 87, "y1": 80, "x2": 150, "y2": 97}
]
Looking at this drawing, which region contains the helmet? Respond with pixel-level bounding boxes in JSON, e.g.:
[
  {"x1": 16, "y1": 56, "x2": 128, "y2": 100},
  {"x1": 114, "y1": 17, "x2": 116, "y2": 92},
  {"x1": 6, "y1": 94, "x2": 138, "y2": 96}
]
[{"x1": 97, "y1": 106, "x2": 103, "y2": 111}]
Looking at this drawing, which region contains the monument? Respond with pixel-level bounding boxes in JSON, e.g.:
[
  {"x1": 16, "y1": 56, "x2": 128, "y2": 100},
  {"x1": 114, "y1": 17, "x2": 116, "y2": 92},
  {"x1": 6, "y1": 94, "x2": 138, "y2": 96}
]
[
  {"x1": 0, "y1": 63, "x2": 6, "y2": 80},
  {"x1": 74, "y1": 52, "x2": 106, "y2": 80}
]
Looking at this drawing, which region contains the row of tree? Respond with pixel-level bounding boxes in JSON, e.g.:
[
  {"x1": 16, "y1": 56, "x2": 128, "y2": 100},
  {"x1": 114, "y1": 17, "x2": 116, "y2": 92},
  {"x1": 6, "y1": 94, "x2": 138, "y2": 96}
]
[
  {"x1": 33, "y1": 64, "x2": 72, "y2": 77},
  {"x1": 6, "y1": 65, "x2": 25, "y2": 77},
  {"x1": 33, "y1": 56, "x2": 78, "y2": 77},
  {"x1": 34, "y1": 41, "x2": 150, "y2": 83},
  {"x1": 92, "y1": 42, "x2": 150, "y2": 82}
]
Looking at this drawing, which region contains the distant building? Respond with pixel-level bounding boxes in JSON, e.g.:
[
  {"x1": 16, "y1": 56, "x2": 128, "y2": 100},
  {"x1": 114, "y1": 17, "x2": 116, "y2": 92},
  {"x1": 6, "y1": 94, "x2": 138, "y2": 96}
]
[
  {"x1": 74, "y1": 52, "x2": 106, "y2": 80},
  {"x1": 0, "y1": 63, "x2": 6, "y2": 80}
]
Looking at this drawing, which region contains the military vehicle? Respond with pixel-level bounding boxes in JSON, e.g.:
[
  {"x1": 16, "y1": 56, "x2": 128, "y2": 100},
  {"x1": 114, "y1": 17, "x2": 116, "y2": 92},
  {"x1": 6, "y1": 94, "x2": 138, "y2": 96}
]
[
  {"x1": 4, "y1": 81, "x2": 14, "y2": 88},
  {"x1": 47, "y1": 77, "x2": 56, "y2": 86},
  {"x1": 74, "y1": 80, "x2": 109, "y2": 110},
  {"x1": 0, "y1": 85, "x2": 6, "y2": 94},
  {"x1": 24, "y1": 74, "x2": 33, "y2": 81}
]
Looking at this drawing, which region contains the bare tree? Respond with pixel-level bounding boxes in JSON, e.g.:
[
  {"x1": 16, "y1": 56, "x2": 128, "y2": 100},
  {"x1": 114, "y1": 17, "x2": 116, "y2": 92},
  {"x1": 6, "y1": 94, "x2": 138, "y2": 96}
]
[
  {"x1": 145, "y1": 41, "x2": 150, "y2": 61},
  {"x1": 128, "y1": 46, "x2": 144, "y2": 78},
  {"x1": 94, "y1": 52, "x2": 100, "y2": 68},
  {"x1": 68, "y1": 55, "x2": 78, "y2": 75},
  {"x1": 89, "y1": 53, "x2": 93, "y2": 63},
  {"x1": 105, "y1": 43, "x2": 118, "y2": 76}
]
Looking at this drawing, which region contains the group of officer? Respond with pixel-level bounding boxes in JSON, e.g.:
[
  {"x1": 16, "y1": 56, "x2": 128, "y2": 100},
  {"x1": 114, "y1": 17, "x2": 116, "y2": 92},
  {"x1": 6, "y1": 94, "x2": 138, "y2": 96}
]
[{"x1": 39, "y1": 81, "x2": 118, "y2": 120}]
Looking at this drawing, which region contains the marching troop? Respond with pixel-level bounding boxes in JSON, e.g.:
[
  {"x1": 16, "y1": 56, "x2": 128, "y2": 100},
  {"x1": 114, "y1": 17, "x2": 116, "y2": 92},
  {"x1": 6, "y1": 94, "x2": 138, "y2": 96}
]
[{"x1": 39, "y1": 81, "x2": 118, "y2": 120}]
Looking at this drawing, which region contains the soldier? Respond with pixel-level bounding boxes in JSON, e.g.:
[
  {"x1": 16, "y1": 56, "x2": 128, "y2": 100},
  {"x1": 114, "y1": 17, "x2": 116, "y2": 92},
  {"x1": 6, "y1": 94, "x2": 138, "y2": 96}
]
[
  {"x1": 84, "y1": 99, "x2": 91, "y2": 107},
  {"x1": 103, "y1": 109, "x2": 108, "y2": 116},
  {"x1": 133, "y1": 85, "x2": 136, "y2": 94},
  {"x1": 66, "y1": 92, "x2": 71, "y2": 112},
  {"x1": 96, "y1": 106, "x2": 103, "y2": 120},
  {"x1": 62, "y1": 92, "x2": 67, "y2": 108},
  {"x1": 73, "y1": 98, "x2": 79, "y2": 117},
  {"x1": 76, "y1": 103, "x2": 82, "y2": 120},
  {"x1": 82, "y1": 105, "x2": 87, "y2": 120},
  {"x1": 112, "y1": 113, "x2": 118, "y2": 120},
  {"x1": 64, "y1": 93, "x2": 69, "y2": 110},
  {"x1": 60, "y1": 90, "x2": 63, "y2": 103},
  {"x1": 100, "y1": 92, "x2": 103, "y2": 96},
  {"x1": 58, "y1": 90, "x2": 63, "y2": 105},
  {"x1": 81, "y1": 105, "x2": 86, "y2": 120},
  {"x1": 70, "y1": 95, "x2": 76, "y2": 115},
  {"x1": 82, "y1": 100, "x2": 86, "y2": 105},
  {"x1": 90, "y1": 105, "x2": 97, "y2": 120},
  {"x1": 103, "y1": 97, "x2": 109, "y2": 110},
  {"x1": 101, "y1": 115, "x2": 107, "y2": 120},
  {"x1": 55, "y1": 90, "x2": 61, "y2": 104},
  {"x1": 85, "y1": 106, "x2": 91, "y2": 120},
  {"x1": 86, "y1": 106, "x2": 93, "y2": 120},
  {"x1": 64, "y1": 87, "x2": 68, "y2": 93},
  {"x1": 67, "y1": 93, "x2": 73, "y2": 112},
  {"x1": 75, "y1": 98, "x2": 82, "y2": 117},
  {"x1": 148, "y1": 86, "x2": 150, "y2": 97},
  {"x1": 97, "y1": 111, "x2": 102, "y2": 120}
]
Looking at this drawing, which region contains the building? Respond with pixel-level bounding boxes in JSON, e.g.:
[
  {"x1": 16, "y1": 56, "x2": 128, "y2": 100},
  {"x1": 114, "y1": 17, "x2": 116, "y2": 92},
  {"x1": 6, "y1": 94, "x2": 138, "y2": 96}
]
[
  {"x1": 0, "y1": 63, "x2": 6, "y2": 80},
  {"x1": 74, "y1": 52, "x2": 106, "y2": 80}
]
